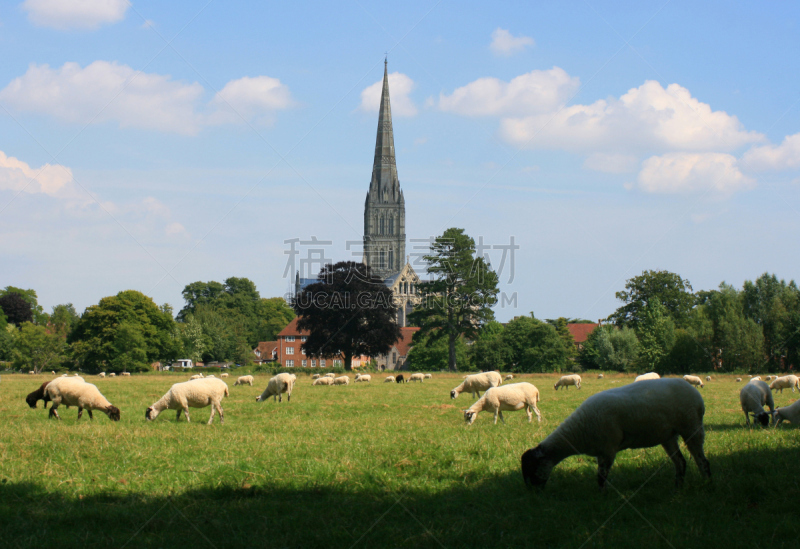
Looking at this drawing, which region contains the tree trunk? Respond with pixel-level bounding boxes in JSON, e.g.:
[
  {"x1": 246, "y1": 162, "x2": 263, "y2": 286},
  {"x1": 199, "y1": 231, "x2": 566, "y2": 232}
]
[
  {"x1": 449, "y1": 333, "x2": 457, "y2": 372},
  {"x1": 344, "y1": 350, "x2": 353, "y2": 371}
]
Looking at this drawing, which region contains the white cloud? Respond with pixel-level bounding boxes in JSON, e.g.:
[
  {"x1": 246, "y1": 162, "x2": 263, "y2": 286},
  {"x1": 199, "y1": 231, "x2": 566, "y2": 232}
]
[
  {"x1": 438, "y1": 67, "x2": 579, "y2": 117},
  {"x1": 358, "y1": 72, "x2": 417, "y2": 117},
  {"x1": 208, "y1": 76, "x2": 295, "y2": 126},
  {"x1": 499, "y1": 80, "x2": 763, "y2": 154},
  {"x1": 22, "y1": 0, "x2": 129, "y2": 30},
  {"x1": 0, "y1": 150, "x2": 73, "y2": 196},
  {"x1": 742, "y1": 132, "x2": 800, "y2": 171},
  {"x1": 636, "y1": 152, "x2": 754, "y2": 195},
  {"x1": 0, "y1": 61, "x2": 294, "y2": 134},
  {"x1": 489, "y1": 28, "x2": 534, "y2": 56},
  {"x1": 583, "y1": 153, "x2": 638, "y2": 174}
]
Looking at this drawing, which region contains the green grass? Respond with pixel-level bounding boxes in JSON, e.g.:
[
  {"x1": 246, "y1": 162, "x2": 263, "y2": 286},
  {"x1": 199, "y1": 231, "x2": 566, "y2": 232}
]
[{"x1": 1, "y1": 372, "x2": 799, "y2": 548}]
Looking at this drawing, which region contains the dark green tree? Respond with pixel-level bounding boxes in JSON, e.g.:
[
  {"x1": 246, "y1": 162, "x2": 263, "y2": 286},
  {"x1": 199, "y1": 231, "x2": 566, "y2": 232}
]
[
  {"x1": 0, "y1": 292, "x2": 33, "y2": 326},
  {"x1": 546, "y1": 317, "x2": 578, "y2": 360},
  {"x1": 500, "y1": 315, "x2": 568, "y2": 373},
  {"x1": 12, "y1": 322, "x2": 67, "y2": 373},
  {"x1": 0, "y1": 287, "x2": 46, "y2": 324},
  {"x1": 635, "y1": 301, "x2": 676, "y2": 372},
  {"x1": 705, "y1": 283, "x2": 764, "y2": 372},
  {"x1": 470, "y1": 321, "x2": 509, "y2": 371},
  {"x1": 407, "y1": 331, "x2": 472, "y2": 372},
  {"x1": 742, "y1": 273, "x2": 800, "y2": 371},
  {"x1": 609, "y1": 270, "x2": 695, "y2": 329},
  {"x1": 295, "y1": 261, "x2": 401, "y2": 371},
  {"x1": 409, "y1": 228, "x2": 499, "y2": 372}
]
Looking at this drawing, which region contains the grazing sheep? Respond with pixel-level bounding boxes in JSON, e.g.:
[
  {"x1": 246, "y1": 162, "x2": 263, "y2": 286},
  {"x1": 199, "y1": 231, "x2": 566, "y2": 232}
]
[
  {"x1": 312, "y1": 374, "x2": 321, "y2": 379},
  {"x1": 234, "y1": 375, "x2": 254, "y2": 386},
  {"x1": 121, "y1": 372, "x2": 131, "y2": 377},
  {"x1": 324, "y1": 373, "x2": 336, "y2": 378},
  {"x1": 683, "y1": 375, "x2": 704, "y2": 388},
  {"x1": 505, "y1": 374, "x2": 514, "y2": 381},
  {"x1": 740, "y1": 380, "x2": 775, "y2": 427},
  {"x1": 354, "y1": 374, "x2": 371, "y2": 383},
  {"x1": 450, "y1": 371, "x2": 503, "y2": 399},
  {"x1": 384, "y1": 376, "x2": 395, "y2": 383},
  {"x1": 395, "y1": 374, "x2": 405, "y2": 383},
  {"x1": 765, "y1": 375, "x2": 774, "y2": 381},
  {"x1": 334, "y1": 376, "x2": 350, "y2": 386},
  {"x1": 634, "y1": 372, "x2": 660, "y2": 382},
  {"x1": 597, "y1": 374, "x2": 604, "y2": 379},
  {"x1": 554, "y1": 374, "x2": 582, "y2": 391},
  {"x1": 749, "y1": 376, "x2": 762, "y2": 382},
  {"x1": 521, "y1": 379, "x2": 711, "y2": 489},
  {"x1": 464, "y1": 383, "x2": 541, "y2": 425},
  {"x1": 146, "y1": 377, "x2": 229, "y2": 424},
  {"x1": 50, "y1": 371, "x2": 55, "y2": 375},
  {"x1": 409, "y1": 373, "x2": 425, "y2": 383},
  {"x1": 25, "y1": 381, "x2": 51, "y2": 409},
  {"x1": 27, "y1": 371, "x2": 34, "y2": 375},
  {"x1": 773, "y1": 399, "x2": 800, "y2": 427},
  {"x1": 424, "y1": 373, "x2": 433, "y2": 379},
  {"x1": 108, "y1": 373, "x2": 116, "y2": 377},
  {"x1": 190, "y1": 374, "x2": 204, "y2": 380},
  {"x1": 313, "y1": 376, "x2": 334, "y2": 386},
  {"x1": 220, "y1": 373, "x2": 229, "y2": 378},
  {"x1": 735, "y1": 377, "x2": 742, "y2": 382},
  {"x1": 206, "y1": 374, "x2": 216, "y2": 378},
  {"x1": 45, "y1": 378, "x2": 121, "y2": 421},
  {"x1": 60, "y1": 373, "x2": 67, "y2": 377},
  {"x1": 256, "y1": 373, "x2": 295, "y2": 403},
  {"x1": 770, "y1": 375, "x2": 800, "y2": 394},
  {"x1": 705, "y1": 376, "x2": 711, "y2": 382},
  {"x1": 98, "y1": 372, "x2": 106, "y2": 378}
]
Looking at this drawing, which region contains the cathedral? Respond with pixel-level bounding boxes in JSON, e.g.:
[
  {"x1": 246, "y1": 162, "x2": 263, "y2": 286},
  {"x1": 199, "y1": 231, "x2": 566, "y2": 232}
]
[{"x1": 296, "y1": 60, "x2": 420, "y2": 327}]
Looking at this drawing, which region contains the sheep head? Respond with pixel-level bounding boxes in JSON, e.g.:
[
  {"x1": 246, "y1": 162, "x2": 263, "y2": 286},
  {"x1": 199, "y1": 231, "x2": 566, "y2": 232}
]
[
  {"x1": 755, "y1": 412, "x2": 770, "y2": 427},
  {"x1": 463, "y1": 410, "x2": 478, "y2": 425},
  {"x1": 521, "y1": 446, "x2": 553, "y2": 489},
  {"x1": 145, "y1": 407, "x2": 159, "y2": 421},
  {"x1": 105, "y1": 406, "x2": 121, "y2": 421}
]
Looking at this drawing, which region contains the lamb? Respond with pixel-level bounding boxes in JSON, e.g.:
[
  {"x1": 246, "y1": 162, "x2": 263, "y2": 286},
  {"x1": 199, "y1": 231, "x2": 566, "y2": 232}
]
[
  {"x1": 770, "y1": 375, "x2": 800, "y2": 394},
  {"x1": 25, "y1": 381, "x2": 51, "y2": 409},
  {"x1": 634, "y1": 372, "x2": 660, "y2": 382},
  {"x1": 256, "y1": 373, "x2": 295, "y2": 403},
  {"x1": 234, "y1": 375, "x2": 254, "y2": 386},
  {"x1": 521, "y1": 378, "x2": 711, "y2": 489},
  {"x1": 98, "y1": 372, "x2": 106, "y2": 378},
  {"x1": 505, "y1": 374, "x2": 514, "y2": 381},
  {"x1": 313, "y1": 376, "x2": 334, "y2": 386},
  {"x1": 463, "y1": 382, "x2": 542, "y2": 425},
  {"x1": 50, "y1": 371, "x2": 55, "y2": 375},
  {"x1": 597, "y1": 374, "x2": 604, "y2": 379},
  {"x1": 354, "y1": 374, "x2": 371, "y2": 383},
  {"x1": 109, "y1": 373, "x2": 116, "y2": 377},
  {"x1": 334, "y1": 376, "x2": 350, "y2": 386},
  {"x1": 146, "y1": 377, "x2": 229, "y2": 424},
  {"x1": 683, "y1": 375, "x2": 704, "y2": 388},
  {"x1": 740, "y1": 380, "x2": 775, "y2": 427},
  {"x1": 384, "y1": 376, "x2": 395, "y2": 383},
  {"x1": 220, "y1": 373, "x2": 229, "y2": 378},
  {"x1": 735, "y1": 377, "x2": 742, "y2": 382},
  {"x1": 45, "y1": 377, "x2": 121, "y2": 421},
  {"x1": 554, "y1": 374, "x2": 581, "y2": 391},
  {"x1": 409, "y1": 373, "x2": 425, "y2": 383},
  {"x1": 395, "y1": 374, "x2": 405, "y2": 383},
  {"x1": 773, "y1": 399, "x2": 800, "y2": 427},
  {"x1": 121, "y1": 372, "x2": 131, "y2": 377},
  {"x1": 450, "y1": 371, "x2": 503, "y2": 399},
  {"x1": 312, "y1": 374, "x2": 321, "y2": 379},
  {"x1": 705, "y1": 376, "x2": 711, "y2": 382}
]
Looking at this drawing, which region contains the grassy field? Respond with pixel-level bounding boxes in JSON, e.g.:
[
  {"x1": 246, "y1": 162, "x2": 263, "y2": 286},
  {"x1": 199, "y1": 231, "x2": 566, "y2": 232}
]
[{"x1": 1, "y1": 371, "x2": 799, "y2": 549}]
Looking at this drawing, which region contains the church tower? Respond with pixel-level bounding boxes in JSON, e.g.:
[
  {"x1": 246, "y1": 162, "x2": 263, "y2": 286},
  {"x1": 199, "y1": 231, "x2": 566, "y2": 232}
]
[{"x1": 363, "y1": 59, "x2": 405, "y2": 280}]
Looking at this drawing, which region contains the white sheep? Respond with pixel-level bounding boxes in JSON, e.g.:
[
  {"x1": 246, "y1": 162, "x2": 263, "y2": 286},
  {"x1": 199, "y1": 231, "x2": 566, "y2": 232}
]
[
  {"x1": 424, "y1": 373, "x2": 432, "y2": 379},
  {"x1": 312, "y1": 374, "x2": 321, "y2": 379},
  {"x1": 463, "y1": 383, "x2": 541, "y2": 425},
  {"x1": 384, "y1": 376, "x2": 395, "y2": 383},
  {"x1": 60, "y1": 373, "x2": 67, "y2": 377},
  {"x1": 505, "y1": 374, "x2": 514, "y2": 381},
  {"x1": 521, "y1": 379, "x2": 711, "y2": 489},
  {"x1": 705, "y1": 376, "x2": 711, "y2": 382},
  {"x1": 683, "y1": 375, "x2": 704, "y2": 388},
  {"x1": 409, "y1": 373, "x2": 425, "y2": 383},
  {"x1": 740, "y1": 380, "x2": 775, "y2": 427},
  {"x1": 334, "y1": 376, "x2": 350, "y2": 386},
  {"x1": 190, "y1": 374, "x2": 204, "y2": 380},
  {"x1": 450, "y1": 371, "x2": 503, "y2": 399},
  {"x1": 735, "y1": 377, "x2": 742, "y2": 382},
  {"x1": 98, "y1": 372, "x2": 106, "y2": 378},
  {"x1": 146, "y1": 377, "x2": 229, "y2": 424},
  {"x1": 634, "y1": 372, "x2": 660, "y2": 382},
  {"x1": 220, "y1": 373, "x2": 229, "y2": 378},
  {"x1": 50, "y1": 371, "x2": 55, "y2": 375},
  {"x1": 313, "y1": 376, "x2": 334, "y2": 386},
  {"x1": 109, "y1": 373, "x2": 116, "y2": 377},
  {"x1": 206, "y1": 374, "x2": 215, "y2": 378},
  {"x1": 45, "y1": 377, "x2": 121, "y2": 421},
  {"x1": 770, "y1": 375, "x2": 800, "y2": 394},
  {"x1": 773, "y1": 399, "x2": 800, "y2": 427},
  {"x1": 324, "y1": 373, "x2": 336, "y2": 378},
  {"x1": 749, "y1": 376, "x2": 762, "y2": 382},
  {"x1": 234, "y1": 375, "x2": 254, "y2": 386},
  {"x1": 554, "y1": 374, "x2": 581, "y2": 391},
  {"x1": 354, "y1": 374, "x2": 371, "y2": 383},
  {"x1": 256, "y1": 373, "x2": 295, "y2": 403},
  {"x1": 597, "y1": 374, "x2": 604, "y2": 379},
  {"x1": 121, "y1": 372, "x2": 131, "y2": 377}
]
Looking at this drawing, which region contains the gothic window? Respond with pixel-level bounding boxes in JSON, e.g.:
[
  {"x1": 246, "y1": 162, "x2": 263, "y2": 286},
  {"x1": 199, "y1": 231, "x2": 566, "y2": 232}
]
[
  {"x1": 380, "y1": 216, "x2": 384, "y2": 235},
  {"x1": 388, "y1": 249, "x2": 394, "y2": 269},
  {"x1": 404, "y1": 281, "x2": 408, "y2": 294},
  {"x1": 389, "y1": 216, "x2": 394, "y2": 235},
  {"x1": 380, "y1": 249, "x2": 385, "y2": 269}
]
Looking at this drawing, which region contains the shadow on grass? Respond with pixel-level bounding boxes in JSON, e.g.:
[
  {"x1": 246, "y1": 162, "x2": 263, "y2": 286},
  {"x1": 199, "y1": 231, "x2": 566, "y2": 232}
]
[{"x1": 2, "y1": 445, "x2": 799, "y2": 549}]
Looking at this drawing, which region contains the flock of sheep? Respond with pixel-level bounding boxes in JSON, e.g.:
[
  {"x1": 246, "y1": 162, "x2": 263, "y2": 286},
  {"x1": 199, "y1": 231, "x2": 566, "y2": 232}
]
[{"x1": 22, "y1": 368, "x2": 800, "y2": 490}]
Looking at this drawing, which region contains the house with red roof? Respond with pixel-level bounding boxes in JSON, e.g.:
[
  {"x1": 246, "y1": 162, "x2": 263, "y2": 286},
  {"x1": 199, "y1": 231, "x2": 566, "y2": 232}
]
[
  {"x1": 567, "y1": 323, "x2": 600, "y2": 351},
  {"x1": 374, "y1": 326, "x2": 420, "y2": 371}
]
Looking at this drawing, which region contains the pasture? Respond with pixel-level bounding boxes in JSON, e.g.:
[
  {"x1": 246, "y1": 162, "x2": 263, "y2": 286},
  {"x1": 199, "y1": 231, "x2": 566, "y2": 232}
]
[{"x1": 1, "y1": 372, "x2": 799, "y2": 548}]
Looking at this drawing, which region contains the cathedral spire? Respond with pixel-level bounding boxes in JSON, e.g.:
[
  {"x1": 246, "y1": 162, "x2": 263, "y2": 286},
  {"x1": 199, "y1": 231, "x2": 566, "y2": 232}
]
[{"x1": 372, "y1": 59, "x2": 396, "y2": 190}]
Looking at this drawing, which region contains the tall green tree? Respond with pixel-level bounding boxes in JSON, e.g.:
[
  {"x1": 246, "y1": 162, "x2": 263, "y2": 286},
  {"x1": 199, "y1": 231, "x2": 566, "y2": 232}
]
[
  {"x1": 705, "y1": 283, "x2": 764, "y2": 372},
  {"x1": 586, "y1": 325, "x2": 641, "y2": 372},
  {"x1": 742, "y1": 273, "x2": 800, "y2": 370},
  {"x1": 0, "y1": 312, "x2": 13, "y2": 361},
  {"x1": 407, "y1": 331, "x2": 472, "y2": 372},
  {"x1": 50, "y1": 303, "x2": 80, "y2": 337},
  {"x1": 499, "y1": 315, "x2": 569, "y2": 373},
  {"x1": 546, "y1": 317, "x2": 578, "y2": 360},
  {"x1": 609, "y1": 270, "x2": 695, "y2": 329},
  {"x1": 0, "y1": 287, "x2": 46, "y2": 325},
  {"x1": 470, "y1": 321, "x2": 509, "y2": 371},
  {"x1": 295, "y1": 261, "x2": 401, "y2": 371},
  {"x1": 12, "y1": 322, "x2": 66, "y2": 373},
  {"x1": 69, "y1": 290, "x2": 182, "y2": 373},
  {"x1": 0, "y1": 292, "x2": 33, "y2": 326},
  {"x1": 635, "y1": 301, "x2": 676, "y2": 372},
  {"x1": 409, "y1": 228, "x2": 499, "y2": 372}
]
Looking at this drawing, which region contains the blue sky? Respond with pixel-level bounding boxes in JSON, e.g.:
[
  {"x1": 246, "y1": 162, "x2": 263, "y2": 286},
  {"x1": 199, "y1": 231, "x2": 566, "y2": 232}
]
[{"x1": 2, "y1": 0, "x2": 800, "y2": 323}]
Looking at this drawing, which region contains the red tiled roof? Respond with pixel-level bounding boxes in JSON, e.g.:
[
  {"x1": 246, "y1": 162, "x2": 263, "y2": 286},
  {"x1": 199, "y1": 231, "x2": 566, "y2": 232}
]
[
  {"x1": 395, "y1": 327, "x2": 421, "y2": 357},
  {"x1": 277, "y1": 317, "x2": 310, "y2": 337},
  {"x1": 254, "y1": 341, "x2": 278, "y2": 358},
  {"x1": 567, "y1": 323, "x2": 599, "y2": 343}
]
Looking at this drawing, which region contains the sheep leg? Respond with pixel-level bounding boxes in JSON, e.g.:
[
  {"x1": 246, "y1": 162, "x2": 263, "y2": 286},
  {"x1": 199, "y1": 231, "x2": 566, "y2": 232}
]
[
  {"x1": 498, "y1": 411, "x2": 506, "y2": 424},
  {"x1": 48, "y1": 398, "x2": 61, "y2": 420},
  {"x1": 743, "y1": 411, "x2": 751, "y2": 426},
  {"x1": 661, "y1": 436, "x2": 687, "y2": 487},
  {"x1": 77, "y1": 407, "x2": 84, "y2": 420},
  {"x1": 596, "y1": 454, "x2": 615, "y2": 489},
  {"x1": 216, "y1": 403, "x2": 224, "y2": 424},
  {"x1": 87, "y1": 409, "x2": 93, "y2": 420},
  {"x1": 207, "y1": 405, "x2": 216, "y2": 425},
  {"x1": 183, "y1": 407, "x2": 191, "y2": 422},
  {"x1": 683, "y1": 429, "x2": 711, "y2": 481},
  {"x1": 176, "y1": 409, "x2": 182, "y2": 421}
]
